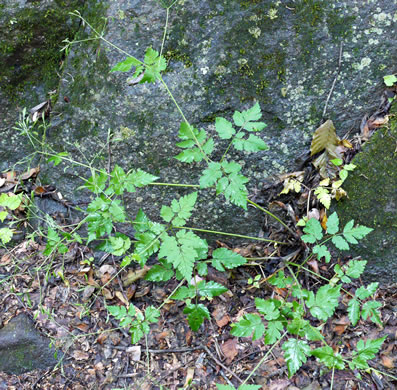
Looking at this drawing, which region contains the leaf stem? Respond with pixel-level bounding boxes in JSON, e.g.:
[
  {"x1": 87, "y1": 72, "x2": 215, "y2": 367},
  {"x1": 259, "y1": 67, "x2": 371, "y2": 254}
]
[
  {"x1": 240, "y1": 331, "x2": 288, "y2": 386},
  {"x1": 172, "y1": 225, "x2": 288, "y2": 245},
  {"x1": 159, "y1": 77, "x2": 210, "y2": 164},
  {"x1": 149, "y1": 182, "x2": 200, "y2": 188},
  {"x1": 247, "y1": 199, "x2": 297, "y2": 237}
]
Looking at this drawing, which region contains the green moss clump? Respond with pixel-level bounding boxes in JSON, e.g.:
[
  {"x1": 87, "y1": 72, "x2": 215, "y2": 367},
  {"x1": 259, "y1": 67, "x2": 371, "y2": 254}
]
[
  {"x1": 0, "y1": 2, "x2": 83, "y2": 106},
  {"x1": 164, "y1": 49, "x2": 193, "y2": 69}
]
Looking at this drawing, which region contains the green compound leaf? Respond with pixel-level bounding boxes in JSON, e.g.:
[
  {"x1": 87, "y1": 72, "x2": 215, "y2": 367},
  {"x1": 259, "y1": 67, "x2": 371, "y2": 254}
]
[
  {"x1": 0, "y1": 193, "x2": 22, "y2": 210},
  {"x1": 306, "y1": 285, "x2": 341, "y2": 322},
  {"x1": 233, "y1": 102, "x2": 266, "y2": 131},
  {"x1": 107, "y1": 305, "x2": 127, "y2": 320},
  {"x1": 125, "y1": 169, "x2": 159, "y2": 192},
  {"x1": 231, "y1": 313, "x2": 265, "y2": 341},
  {"x1": 355, "y1": 282, "x2": 379, "y2": 300},
  {"x1": 301, "y1": 218, "x2": 323, "y2": 243},
  {"x1": 326, "y1": 212, "x2": 339, "y2": 234},
  {"x1": 232, "y1": 134, "x2": 268, "y2": 152},
  {"x1": 47, "y1": 151, "x2": 69, "y2": 167},
  {"x1": 108, "y1": 235, "x2": 131, "y2": 256},
  {"x1": 141, "y1": 47, "x2": 167, "y2": 83},
  {"x1": 111, "y1": 56, "x2": 141, "y2": 72},
  {"x1": 145, "y1": 264, "x2": 174, "y2": 282},
  {"x1": 0, "y1": 211, "x2": 8, "y2": 223},
  {"x1": 145, "y1": 306, "x2": 160, "y2": 324},
  {"x1": 361, "y1": 301, "x2": 382, "y2": 326},
  {"x1": 215, "y1": 117, "x2": 235, "y2": 139},
  {"x1": 158, "y1": 230, "x2": 207, "y2": 281},
  {"x1": 383, "y1": 74, "x2": 397, "y2": 87},
  {"x1": 332, "y1": 235, "x2": 350, "y2": 250},
  {"x1": 170, "y1": 284, "x2": 197, "y2": 300},
  {"x1": 109, "y1": 199, "x2": 126, "y2": 222},
  {"x1": 312, "y1": 244, "x2": 331, "y2": 263},
  {"x1": 183, "y1": 303, "x2": 210, "y2": 331},
  {"x1": 348, "y1": 298, "x2": 361, "y2": 326},
  {"x1": 255, "y1": 298, "x2": 280, "y2": 321},
  {"x1": 175, "y1": 122, "x2": 211, "y2": 163},
  {"x1": 311, "y1": 346, "x2": 345, "y2": 369},
  {"x1": 268, "y1": 270, "x2": 294, "y2": 288},
  {"x1": 343, "y1": 221, "x2": 373, "y2": 243},
  {"x1": 197, "y1": 281, "x2": 228, "y2": 298},
  {"x1": 84, "y1": 170, "x2": 108, "y2": 194},
  {"x1": 345, "y1": 260, "x2": 367, "y2": 279},
  {"x1": 107, "y1": 164, "x2": 126, "y2": 195},
  {"x1": 160, "y1": 192, "x2": 197, "y2": 226},
  {"x1": 0, "y1": 227, "x2": 13, "y2": 244},
  {"x1": 211, "y1": 248, "x2": 246, "y2": 271},
  {"x1": 264, "y1": 320, "x2": 284, "y2": 345},
  {"x1": 199, "y1": 162, "x2": 222, "y2": 188},
  {"x1": 282, "y1": 338, "x2": 311, "y2": 377},
  {"x1": 130, "y1": 324, "x2": 145, "y2": 345},
  {"x1": 196, "y1": 261, "x2": 208, "y2": 276},
  {"x1": 351, "y1": 336, "x2": 387, "y2": 370}
]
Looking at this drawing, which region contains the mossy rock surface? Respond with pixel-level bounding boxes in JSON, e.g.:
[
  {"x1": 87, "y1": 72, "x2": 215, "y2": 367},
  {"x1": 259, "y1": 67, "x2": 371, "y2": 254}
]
[
  {"x1": 0, "y1": 0, "x2": 92, "y2": 171},
  {"x1": 335, "y1": 104, "x2": 397, "y2": 284}
]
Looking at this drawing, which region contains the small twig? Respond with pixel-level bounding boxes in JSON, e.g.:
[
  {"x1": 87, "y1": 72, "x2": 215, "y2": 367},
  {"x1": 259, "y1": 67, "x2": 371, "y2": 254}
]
[
  {"x1": 146, "y1": 346, "x2": 203, "y2": 354},
  {"x1": 322, "y1": 42, "x2": 343, "y2": 121},
  {"x1": 207, "y1": 361, "x2": 235, "y2": 387},
  {"x1": 106, "y1": 128, "x2": 112, "y2": 174},
  {"x1": 202, "y1": 345, "x2": 243, "y2": 384}
]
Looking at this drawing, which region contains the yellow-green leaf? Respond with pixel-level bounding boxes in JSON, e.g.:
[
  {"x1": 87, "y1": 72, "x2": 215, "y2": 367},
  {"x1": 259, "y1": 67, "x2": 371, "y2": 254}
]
[{"x1": 310, "y1": 120, "x2": 339, "y2": 156}]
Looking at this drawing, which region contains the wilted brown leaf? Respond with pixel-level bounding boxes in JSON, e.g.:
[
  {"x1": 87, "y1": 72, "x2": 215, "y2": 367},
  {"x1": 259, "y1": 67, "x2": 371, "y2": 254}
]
[{"x1": 221, "y1": 338, "x2": 238, "y2": 363}]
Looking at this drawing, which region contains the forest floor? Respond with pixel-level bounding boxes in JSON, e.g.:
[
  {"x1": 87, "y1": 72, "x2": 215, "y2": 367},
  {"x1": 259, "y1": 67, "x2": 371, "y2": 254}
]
[{"x1": 0, "y1": 234, "x2": 396, "y2": 390}]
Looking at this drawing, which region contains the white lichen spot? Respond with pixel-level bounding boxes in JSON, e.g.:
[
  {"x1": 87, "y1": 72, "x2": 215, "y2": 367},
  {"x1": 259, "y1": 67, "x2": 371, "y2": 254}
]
[
  {"x1": 373, "y1": 12, "x2": 390, "y2": 25},
  {"x1": 368, "y1": 38, "x2": 379, "y2": 45},
  {"x1": 136, "y1": 197, "x2": 143, "y2": 203},
  {"x1": 280, "y1": 143, "x2": 288, "y2": 154},
  {"x1": 248, "y1": 27, "x2": 261, "y2": 39},
  {"x1": 352, "y1": 57, "x2": 372, "y2": 71},
  {"x1": 200, "y1": 66, "x2": 209, "y2": 75},
  {"x1": 343, "y1": 52, "x2": 352, "y2": 59},
  {"x1": 268, "y1": 8, "x2": 278, "y2": 19}
]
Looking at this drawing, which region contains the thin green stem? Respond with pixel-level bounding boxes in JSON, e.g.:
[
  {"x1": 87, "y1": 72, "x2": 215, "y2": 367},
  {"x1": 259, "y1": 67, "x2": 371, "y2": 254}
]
[
  {"x1": 159, "y1": 7, "x2": 169, "y2": 61},
  {"x1": 240, "y1": 331, "x2": 288, "y2": 386},
  {"x1": 159, "y1": 77, "x2": 210, "y2": 164},
  {"x1": 173, "y1": 225, "x2": 288, "y2": 245},
  {"x1": 149, "y1": 182, "x2": 200, "y2": 188},
  {"x1": 247, "y1": 199, "x2": 297, "y2": 237}
]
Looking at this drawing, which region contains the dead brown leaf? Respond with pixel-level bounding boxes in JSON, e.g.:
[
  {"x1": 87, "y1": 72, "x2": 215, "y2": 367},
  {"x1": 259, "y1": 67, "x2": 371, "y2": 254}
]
[
  {"x1": 123, "y1": 266, "x2": 150, "y2": 287},
  {"x1": 221, "y1": 338, "x2": 238, "y2": 363}
]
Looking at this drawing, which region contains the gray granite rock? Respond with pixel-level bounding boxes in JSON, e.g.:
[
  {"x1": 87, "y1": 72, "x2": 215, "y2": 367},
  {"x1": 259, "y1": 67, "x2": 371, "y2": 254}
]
[
  {"x1": 0, "y1": 313, "x2": 61, "y2": 374},
  {"x1": 41, "y1": 0, "x2": 397, "y2": 239}
]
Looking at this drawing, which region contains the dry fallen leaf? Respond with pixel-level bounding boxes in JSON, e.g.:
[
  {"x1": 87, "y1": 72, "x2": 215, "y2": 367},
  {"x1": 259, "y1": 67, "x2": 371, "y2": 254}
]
[
  {"x1": 221, "y1": 338, "x2": 238, "y2": 363},
  {"x1": 72, "y1": 350, "x2": 90, "y2": 361},
  {"x1": 184, "y1": 367, "x2": 195, "y2": 387},
  {"x1": 310, "y1": 120, "x2": 339, "y2": 156},
  {"x1": 127, "y1": 345, "x2": 141, "y2": 362},
  {"x1": 123, "y1": 266, "x2": 150, "y2": 287}
]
